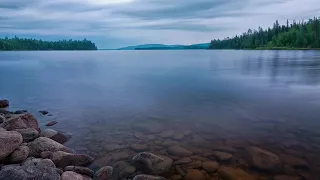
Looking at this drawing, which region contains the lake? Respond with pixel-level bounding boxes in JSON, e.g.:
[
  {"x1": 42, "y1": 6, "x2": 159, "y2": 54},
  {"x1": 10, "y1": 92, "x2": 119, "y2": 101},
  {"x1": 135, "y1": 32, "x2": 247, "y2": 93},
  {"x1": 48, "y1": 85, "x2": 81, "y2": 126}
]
[{"x1": 1, "y1": 50, "x2": 320, "y2": 179}]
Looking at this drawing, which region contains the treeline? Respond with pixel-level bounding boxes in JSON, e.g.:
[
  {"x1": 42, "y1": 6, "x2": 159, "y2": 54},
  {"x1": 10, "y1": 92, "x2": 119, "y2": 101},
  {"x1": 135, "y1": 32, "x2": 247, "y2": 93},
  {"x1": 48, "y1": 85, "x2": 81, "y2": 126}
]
[
  {"x1": 0, "y1": 37, "x2": 97, "y2": 50},
  {"x1": 209, "y1": 17, "x2": 320, "y2": 49}
]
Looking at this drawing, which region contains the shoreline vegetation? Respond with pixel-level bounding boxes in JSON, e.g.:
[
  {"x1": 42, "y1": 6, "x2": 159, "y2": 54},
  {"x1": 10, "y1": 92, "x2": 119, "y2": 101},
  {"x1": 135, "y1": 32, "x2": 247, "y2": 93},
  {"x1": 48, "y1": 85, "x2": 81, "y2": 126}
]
[
  {"x1": 0, "y1": 37, "x2": 97, "y2": 51},
  {"x1": 209, "y1": 17, "x2": 320, "y2": 50}
]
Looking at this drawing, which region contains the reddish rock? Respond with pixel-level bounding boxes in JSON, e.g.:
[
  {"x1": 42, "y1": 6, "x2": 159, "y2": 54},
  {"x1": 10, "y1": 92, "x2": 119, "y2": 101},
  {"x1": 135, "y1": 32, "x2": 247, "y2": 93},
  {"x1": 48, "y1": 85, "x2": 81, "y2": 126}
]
[
  {"x1": 2, "y1": 113, "x2": 40, "y2": 132},
  {"x1": 46, "y1": 121, "x2": 58, "y2": 127}
]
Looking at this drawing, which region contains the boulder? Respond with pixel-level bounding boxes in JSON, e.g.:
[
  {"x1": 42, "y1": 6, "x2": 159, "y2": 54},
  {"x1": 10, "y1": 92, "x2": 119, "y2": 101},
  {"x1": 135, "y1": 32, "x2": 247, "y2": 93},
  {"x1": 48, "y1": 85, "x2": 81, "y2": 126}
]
[
  {"x1": 61, "y1": 171, "x2": 92, "y2": 180},
  {"x1": 1, "y1": 113, "x2": 40, "y2": 132},
  {"x1": 132, "y1": 152, "x2": 173, "y2": 175},
  {"x1": 15, "y1": 128, "x2": 40, "y2": 142},
  {"x1": 0, "y1": 114, "x2": 5, "y2": 123},
  {"x1": 212, "y1": 151, "x2": 233, "y2": 161},
  {"x1": 202, "y1": 161, "x2": 219, "y2": 173},
  {"x1": 218, "y1": 166, "x2": 258, "y2": 180},
  {"x1": 0, "y1": 164, "x2": 60, "y2": 180},
  {"x1": 46, "y1": 121, "x2": 58, "y2": 126},
  {"x1": 0, "y1": 130, "x2": 23, "y2": 161},
  {"x1": 133, "y1": 174, "x2": 166, "y2": 180},
  {"x1": 94, "y1": 166, "x2": 113, "y2": 180},
  {"x1": 185, "y1": 169, "x2": 205, "y2": 180},
  {"x1": 41, "y1": 151, "x2": 54, "y2": 159},
  {"x1": 22, "y1": 157, "x2": 56, "y2": 168},
  {"x1": 64, "y1": 166, "x2": 94, "y2": 177},
  {"x1": 50, "y1": 151, "x2": 94, "y2": 168},
  {"x1": 174, "y1": 157, "x2": 192, "y2": 165},
  {"x1": 112, "y1": 161, "x2": 136, "y2": 179},
  {"x1": 246, "y1": 146, "x2": 282, "y2": 172},
  {"x1": 0, "y1": 100, "x2": 9, "y2": 108},
  {"x1": 28, "y1": 137, "x2": 73, "y2": 157},
  {"x1": 168, "y1": 145, "x2": 193, "y2": 157},
  {"x1": 8, "y1": 145, "x2": 29, "y2": 163},
  {"x1": 40, "y1": 129, "x2": 72, "y2": 144}
]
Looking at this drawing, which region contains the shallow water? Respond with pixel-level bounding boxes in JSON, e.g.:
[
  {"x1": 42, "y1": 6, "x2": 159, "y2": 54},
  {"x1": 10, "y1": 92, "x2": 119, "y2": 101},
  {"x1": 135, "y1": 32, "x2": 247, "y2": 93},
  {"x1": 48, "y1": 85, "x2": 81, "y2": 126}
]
[{"x1": 1, "y1": 50, "x2": 320, "y2": 179}]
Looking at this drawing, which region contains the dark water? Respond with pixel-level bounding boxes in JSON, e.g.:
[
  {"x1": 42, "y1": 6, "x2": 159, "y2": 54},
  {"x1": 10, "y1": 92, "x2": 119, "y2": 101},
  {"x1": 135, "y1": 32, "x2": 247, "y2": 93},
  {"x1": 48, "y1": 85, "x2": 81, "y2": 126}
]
[{"x1": 1, "y1": 50, "x2": 320, "y2": 179}]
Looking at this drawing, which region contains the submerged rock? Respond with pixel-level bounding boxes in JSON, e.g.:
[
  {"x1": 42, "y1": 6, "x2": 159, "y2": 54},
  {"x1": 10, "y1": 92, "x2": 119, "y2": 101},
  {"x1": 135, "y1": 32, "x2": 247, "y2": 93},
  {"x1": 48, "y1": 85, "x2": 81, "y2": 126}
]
[
  {"x1": 64, "y1": 166, "x2": 94, "y2": 177},
  {"x1": 94, "y1": 166, "x2": 113, "y2": 180},
  {"x1": 212, "y1": 151, "x2": 233, "y2": 161},
  {"x1": 39, "y1": 111, "x2": 49, "y2": 115},
  {"x1": 132, "y1": 152, "x2": 173, "y2": 175},
  {"x1": 40, "y1": 129, "x2": 72, "y2": 144},
  {"x1": 174, "y1": 157, "x2": 192, "y2": 165},
  {"x1": 0, "y1": 100, "x2": 9, "y2": 108},
  {"x1": 202, "y1": 161, "x2": 219, "y2": 173},
  {"x1": 185, "y1": 169, "x2": 205, "y2": 180},
  {"x1": 130, "y1": 143, "x2": 149, "y2": 152},
  {"x1": 246, "y1": 146, "x2": 281, "y2": 172},
  {"x1": 51, "y1": 151, "x2": 94, "y2": 168},
  {"x1": 0, "y1": 130, "x2": 23, "y2": 161},
  {"x1": 168, "y1": 145, "x2": 193, "y2": 157},
  {"x1": 133, "y1": 174, "x2": 166, "y2": 180},
  {"x1": 28, "y1": 137, "x2": 72, "y2": 157},
  {"x1": 218, "y1": 166, "x2": 258, "y2": 180},
  {"x1": 46, "y1": 121, "x2": 58, "y2": 126},
  {"x1": 112, "y1": 161, "x2": 136, "y2": 179}
]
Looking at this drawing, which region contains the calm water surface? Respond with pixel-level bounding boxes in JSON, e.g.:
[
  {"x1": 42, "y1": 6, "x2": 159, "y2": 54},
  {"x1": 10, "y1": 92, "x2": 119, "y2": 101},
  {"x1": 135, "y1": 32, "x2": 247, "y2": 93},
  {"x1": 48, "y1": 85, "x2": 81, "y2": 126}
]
[{"x1": 1, "y1": 50, "x2": 320, "y2": 179}]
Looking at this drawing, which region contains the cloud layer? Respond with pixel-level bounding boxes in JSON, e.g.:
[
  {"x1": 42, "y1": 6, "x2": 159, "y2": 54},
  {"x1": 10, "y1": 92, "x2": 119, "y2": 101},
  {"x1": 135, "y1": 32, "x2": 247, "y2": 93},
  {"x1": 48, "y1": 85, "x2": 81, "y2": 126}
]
[{"x1": 0, "y1": 0, "x2": 319, "y2": 48}]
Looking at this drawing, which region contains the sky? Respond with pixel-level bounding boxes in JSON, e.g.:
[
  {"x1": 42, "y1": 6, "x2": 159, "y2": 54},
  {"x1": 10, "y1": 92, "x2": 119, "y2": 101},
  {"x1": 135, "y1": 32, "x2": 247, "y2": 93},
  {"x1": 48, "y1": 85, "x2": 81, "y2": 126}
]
[{"x1": 0, "y1": 0, "x2": 320, "y2": 49}]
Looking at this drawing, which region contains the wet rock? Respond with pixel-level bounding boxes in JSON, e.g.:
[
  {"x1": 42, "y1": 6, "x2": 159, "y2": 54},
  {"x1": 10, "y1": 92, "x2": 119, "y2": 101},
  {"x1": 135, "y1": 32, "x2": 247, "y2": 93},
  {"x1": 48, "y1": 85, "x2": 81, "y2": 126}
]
[
  {"x1": 212, "y1": 151, "x2": 233, "y2": 161},
  {"x1": 15, "y1": 128, "x2": 40, "y2": 142},
  {"x1": 218, "y1": 166, "x2": 258, "y2": 180},
  {"x1": 104, "y1": 144, "x2": 126, "y2": 151},
  {"x1": 94, "y1": 166, "x2": 113, "y2": 180},
  {"x1": 185, "y1": 160, "x2": 202, "y2": 169},
  {"x1": 130, "y1": 143, "x2": 149, "y2": 152},
  {"x1": 190, "y1": 155, "x2": 210, "y2": 162},
  {"x1": 133, "y1": 174, "x2": 166, "y2": 180},
  {"x1": 212, "y1": 145, "x2": 236, "y2": 153},
  {"x1": 174, "y1": 157, "x2": 192, "y2": 165},
  {"x1": 64, "y1": 166, "x2": 94, "y2": 177},
  {"x1": 13, "y1": 110, "x2": 28, "y2": 114},
  {"x1": 51, "y1": 151, "x2": 93, "y2": 168},
  {"x1": 273, "y1": 175, "x2": 302, "y2": 180},
  {"x1": 132, "y1": 152, "x2": 173, "y2": 175},
  {"x1": 61, "y1": 171, "x2": 92, "y2": 180},
  {"x1": 41, "y1": 151, "x2": 53, "y2": 159},
  {"x1": 22, "y1": 157, "x2": 56, "y2": 168},
  {"x1": 41, "y1": 129, "x2": 58, "y2": 138},
  {"x1": 92, "y1": 151, "x2": 132, "y2": 167},
  {"x1": 168, "y1": 145, "x2": 193, "y2": 157},
  {"x1": 1, "y1": 113, "x2": 40, "y2": 132},
  {"x1": 185, "y1": 169, "x2": 205, "y2": 180},
  {"x1": 135, "y1": 123, "x2": 165, "y2": 134},
  {"x1": 28, "y1": 137, "x2": 73, "y2": 157},
  {"x1": 0, "y1": 100, "x2": 9, "y2": 108},
  {"x1": 46, "y1": 121, "x2": 58, "y2": 127},
  {"x1": 175, "y1": 166, "x2": 185, "y2": 176},
  {"x1": 8, "y1": 145, "x2": 29, "y2": 163},
  {"x1": 0, "y1": 114, "x2": 5, "y2": 123},
  {"x1": 39, "y1": 111, "x2": 49, "y2": 115},
  {"x1": 280, "y1": 154, "x2": 309, "y2": 169},
  {"x1": 51, "y1": 132, "x2": 72, "y2": 144},
  {"x1": 0, "y1": 164, "x2": 60, "y2": 180},
  {"x1": 202, "y1": 161, "x2": 219, "y2": 173},
  {"x1": 246, "y1": 146, "x2": 281, "y2": 172},
  {"x1": 161, "y1": 140, "x2": 180, "y2": 147},
  {"x1": 171, "y1": 175, "x2": 182, "y2": 180},
  {"x1": 172, "y1": 133, "x2": 185, "y2": 140},
  {"x1": 0, "y1": 130, "x2": 23, "y2": 161},
  {"x1": 159, "y1": 130, "x2": 174, "y2": 138},
  {"x1": 113, "y1": 161, "x2": 137, "y2": 179}
]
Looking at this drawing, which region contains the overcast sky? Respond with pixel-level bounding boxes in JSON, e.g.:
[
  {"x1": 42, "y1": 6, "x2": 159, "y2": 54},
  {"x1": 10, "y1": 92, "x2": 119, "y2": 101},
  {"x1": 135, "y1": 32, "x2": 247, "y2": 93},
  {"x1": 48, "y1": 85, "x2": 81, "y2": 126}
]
[{"x1": 0, "y1": 0, "x2": 319, "y2": 48}]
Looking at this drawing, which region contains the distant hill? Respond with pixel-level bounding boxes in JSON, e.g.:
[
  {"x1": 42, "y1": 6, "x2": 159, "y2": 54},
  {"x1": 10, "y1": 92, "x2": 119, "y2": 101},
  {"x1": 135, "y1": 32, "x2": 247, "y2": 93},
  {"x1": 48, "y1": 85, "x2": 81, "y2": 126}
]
[{"x1": 118, "y1": 43, "x2": 210, "y2": 50}]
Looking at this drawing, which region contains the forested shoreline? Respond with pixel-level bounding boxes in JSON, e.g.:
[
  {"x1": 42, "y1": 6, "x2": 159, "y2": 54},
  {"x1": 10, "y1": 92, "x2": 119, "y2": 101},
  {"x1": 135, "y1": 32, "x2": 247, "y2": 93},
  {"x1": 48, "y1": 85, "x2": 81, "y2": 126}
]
[
  {"x1": 0, "y1": 37, "x2": 97, "y2": 51},
  {"x1": 209, "y1": 17, "x2": 320, "y2": 50}
]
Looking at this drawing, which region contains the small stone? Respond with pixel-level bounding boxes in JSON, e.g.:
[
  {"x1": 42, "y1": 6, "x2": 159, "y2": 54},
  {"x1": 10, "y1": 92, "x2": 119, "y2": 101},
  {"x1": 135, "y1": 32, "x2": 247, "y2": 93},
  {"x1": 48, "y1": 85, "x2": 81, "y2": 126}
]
[
  {"x1": 130, "y1": 143, "x2": 149, "y2": 152},
  {"x1": 202, "y1": 161, "x2": 219, "y2": 173},
  {"x1": 61, "y1": 171, "x2": 92, "y2": 180},
  {"x1": 133, "y1": 174, "x2": 166, "y2": 180},
  {"x1": 212, "y1": 151, "x2": 233, "y2": 161},
  {"x1": 159, "y1": 130, "x2": 174, "y2": 138},
  {"x1": 174, "y1": 157, "x2": 192, "y2": 165},
  {"x1": 0, "y1": 130, "x2": 23, "y2": 161},
  {"x1": 168, "y1": 145, "x2": 193, "y2": 157},
  {"x1": 51, "y1": 151, "x2": 94, "y2": 168},
  {"x1": 64, "y1": 166, "x2": 94, "y2": 177},
  {"x1": 185, "y1": 169, "x2": 205, "y2": 180},
  {"x1": 46, "y1": 121, "x2": 58, "y2": 127},
  {"x1": 94, "y1": 166, "x2": 113, "y2": 180},
  {"x1": 0, "y1": 100, "x2": 9, "y2": 108},
  {"x1": 13, "y1": 110, "x2": 28, "y2": 114},
  {"x1": 39, "y1": 111, "x2": 49, "y2": 115},
  {"x1": 8, "y1": 145, "x2": 29, "y2": 163}
]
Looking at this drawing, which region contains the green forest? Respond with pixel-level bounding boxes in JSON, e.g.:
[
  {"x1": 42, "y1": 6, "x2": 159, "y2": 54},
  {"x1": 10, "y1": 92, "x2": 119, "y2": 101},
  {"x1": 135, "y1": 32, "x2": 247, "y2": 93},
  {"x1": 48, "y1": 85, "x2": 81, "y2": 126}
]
[
  {"x1": 209, "y1": 17, "x2": 320, "y2": 50},
  {"x1": 0, "y1": 37, "x2": 97, "y2": 50}
]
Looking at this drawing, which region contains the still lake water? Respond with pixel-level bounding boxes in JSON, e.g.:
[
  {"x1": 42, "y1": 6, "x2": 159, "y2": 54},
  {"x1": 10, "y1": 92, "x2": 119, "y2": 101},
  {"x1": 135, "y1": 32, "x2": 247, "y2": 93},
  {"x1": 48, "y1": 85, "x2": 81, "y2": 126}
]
[{"x1": 1, "y1": 50, "x2": 320, "y2": 179}]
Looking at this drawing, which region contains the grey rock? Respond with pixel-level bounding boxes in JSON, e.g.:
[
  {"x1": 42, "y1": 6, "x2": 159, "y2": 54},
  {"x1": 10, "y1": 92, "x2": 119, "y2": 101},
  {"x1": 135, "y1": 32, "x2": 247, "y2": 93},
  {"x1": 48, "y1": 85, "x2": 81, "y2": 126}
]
[
  {"x1": 22, "y1": 157, "x2": 56, "y2": 168},
  {"x1": 0, "y1": 130, "x2": 23, "y2": 161},
  {"x1": 41, "y1": 151, "x2": 53, "y2": 159},
  {"x1": 113, "y1": 161, "x2": 137, "y2": 179},
  {"x1": 0, "y1": 115, "x2": 5, "y2": 123},
  {"x1": 15, "y1": 128, "x2": 40, "y2": 142},
  {"x1": 0, "y1": 164, "x2": 60, "y2": 180},
  {"x1": 133, "y1": 174, "x2": 166, "y2": 180},
  {"x1": 132, "y1": 152, "x2": 173, "y2": 175},
  {"x1": 28, "y1": 137, "x2": 73, "y2": 157},
  {"x1": 94, "y1": 166, "x2": 113, "y2": 180},
  {"x1": 61, "y1": 171, "x2": 92, "y2": 180},
  {"x1": 13, "y1": 110, "x2": 28, "y2": 114},
  {"x1": 39, "y1": 110, "x2": 49, "y2": 115},
  {"x1": 168, "y1": 145, "x2": 193, "y2": 157},
  {"x1": 64, "y1": 166, "x2": 94, "y2": 177},
  {"x1": 51, "y1": 151, "x2": 94, "y2": 168},
  {"x1": 40, "y1": 129, "x2": 72, "y2": 144},
  {"x1": 8, "y1": 145, "x2": 29, "y2": 163},
  {"x1": 55, "y1": 168, "x2": 63, "y2": 175}
]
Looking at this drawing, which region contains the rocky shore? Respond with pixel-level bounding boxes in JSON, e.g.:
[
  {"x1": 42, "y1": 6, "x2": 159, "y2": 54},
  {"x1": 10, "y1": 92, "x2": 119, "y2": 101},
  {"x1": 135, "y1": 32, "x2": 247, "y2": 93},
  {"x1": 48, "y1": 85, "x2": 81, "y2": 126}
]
[{"x1": 0, "y1": 99, "x2": 317, "y2": 180}]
